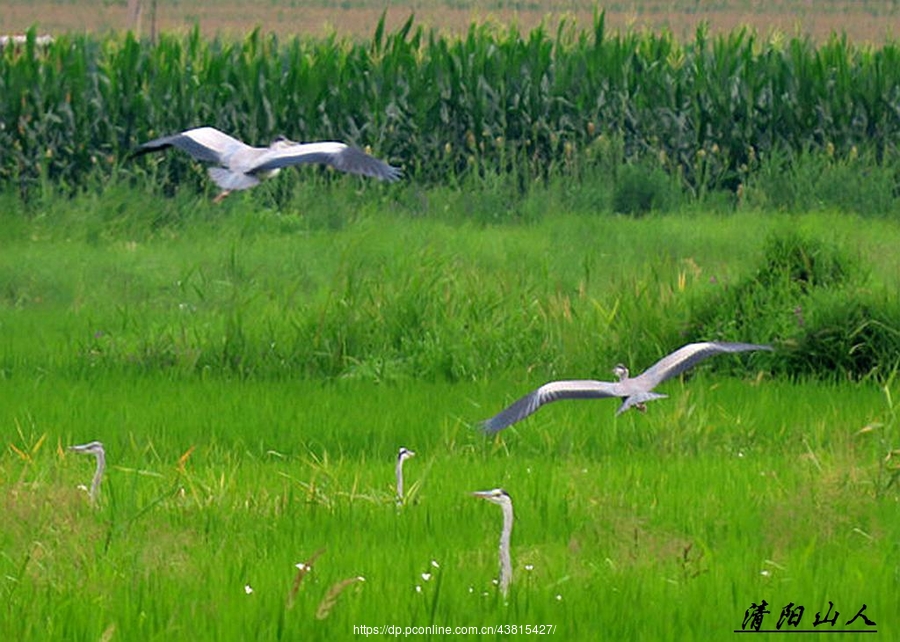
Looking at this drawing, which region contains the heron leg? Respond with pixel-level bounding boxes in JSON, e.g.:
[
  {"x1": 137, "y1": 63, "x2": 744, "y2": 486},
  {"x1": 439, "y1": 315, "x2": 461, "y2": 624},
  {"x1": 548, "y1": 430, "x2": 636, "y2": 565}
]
[{"x1": 212, "y1": 189, "x2": 232, "y2": 203}]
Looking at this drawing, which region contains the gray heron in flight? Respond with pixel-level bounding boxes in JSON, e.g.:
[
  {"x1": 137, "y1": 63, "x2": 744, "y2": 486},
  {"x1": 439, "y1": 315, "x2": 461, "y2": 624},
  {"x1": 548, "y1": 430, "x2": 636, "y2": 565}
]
[
  {"x1": 396, "y1": 447, "x2": 416, "y2": 502},
  {"x1": 132, "y1": 126, "x2": 401, "y2": 201},
  {"x1": 473, "y1": 488, "x2": 514, "y2": 597},
  {"x1": 68, "y1": 440, "x2": 106, "y2": 504},
  {"x1": 481, "y1": 341, "x2": 773, "y2": 434}
]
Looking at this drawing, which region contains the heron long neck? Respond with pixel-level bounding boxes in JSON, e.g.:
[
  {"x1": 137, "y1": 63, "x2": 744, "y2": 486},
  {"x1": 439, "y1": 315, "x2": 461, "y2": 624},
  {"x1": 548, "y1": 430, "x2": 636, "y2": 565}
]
[
  {"x1": 498, "y1": 502, "x2": 514, "y2": 597},
  {"x1": 395, "y1": 459, "x2": 404, "y2": 500},
  {"x1": 90, "y1": 450, "x2": 106, "y2": 504}
]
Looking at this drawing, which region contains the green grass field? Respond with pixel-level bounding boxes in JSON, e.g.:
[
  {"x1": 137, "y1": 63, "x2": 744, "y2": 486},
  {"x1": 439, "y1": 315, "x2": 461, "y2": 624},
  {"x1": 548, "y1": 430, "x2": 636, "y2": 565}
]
[{"x1": 2, "y1": 178, "x2": 899, "y2": 639}]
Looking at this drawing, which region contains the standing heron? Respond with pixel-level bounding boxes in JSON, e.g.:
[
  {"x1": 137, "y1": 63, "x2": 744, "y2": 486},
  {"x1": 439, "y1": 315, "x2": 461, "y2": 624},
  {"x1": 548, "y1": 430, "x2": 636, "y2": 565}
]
[
  {"x1": 131, "y1": 126, "x2": 402, "y2": 201},
  {"x1": 68, "y1": 441, "x2": 106, "y2": 505},
  {"x1": 472, "y1": 488, "x2": 514, "y2": 597},
  {"x1": 396, "y1": 447, "x2": 416, "y2": 502},
  {"x1": 481, "y1": 341, "x2": 773, "y2": 434}
]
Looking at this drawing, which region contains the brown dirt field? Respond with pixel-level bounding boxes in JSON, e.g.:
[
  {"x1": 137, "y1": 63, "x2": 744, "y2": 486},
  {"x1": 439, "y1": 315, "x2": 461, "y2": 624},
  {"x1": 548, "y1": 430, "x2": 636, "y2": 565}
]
[{"x1": 2, "y1": 1, "x2": 899, "y2": 43}]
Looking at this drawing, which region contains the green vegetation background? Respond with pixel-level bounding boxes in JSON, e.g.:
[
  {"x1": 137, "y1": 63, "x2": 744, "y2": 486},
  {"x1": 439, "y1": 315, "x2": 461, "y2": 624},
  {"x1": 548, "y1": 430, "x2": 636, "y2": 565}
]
[{"x1": 2, "y1": 15, "x2": 900, "y2": 641}]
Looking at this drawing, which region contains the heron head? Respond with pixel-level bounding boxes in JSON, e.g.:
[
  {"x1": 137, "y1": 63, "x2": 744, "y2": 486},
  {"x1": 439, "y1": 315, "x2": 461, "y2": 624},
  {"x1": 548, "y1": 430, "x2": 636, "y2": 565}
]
[
  {"x1": 69, "y1": 441, "x2": 105, "y2": 456},
  {"x1": 612, "y1": 364, "x2": 630, "y2": 380},
  {"x1": 472, "y1": 488, "x2": 511, "y2": 506},
  {"x1": 398, "y1": 447, "x2": 416, "y2": 462},
  {"x1": 270, "y1": 135, "x2": 296, "y2": 149}
]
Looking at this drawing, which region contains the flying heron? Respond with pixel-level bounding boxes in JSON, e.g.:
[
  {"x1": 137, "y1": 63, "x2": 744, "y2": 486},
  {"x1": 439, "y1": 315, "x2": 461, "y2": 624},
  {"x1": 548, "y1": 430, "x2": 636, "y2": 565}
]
[
  {"x1": 396, "y1": 447, "x2": 416, "y2": 502},
  {"x1": 473, "y1": 488, "x2": 514, "y2": 597},
  {"x1": 481, "y1": 341, "x2": 773, "y2": 434},
  {"x1": 68, "y1": 440, "x2": 106, "y2": 504},
  {"x1": 132, "y1": 126, "x2": 401, "y2": 201}
]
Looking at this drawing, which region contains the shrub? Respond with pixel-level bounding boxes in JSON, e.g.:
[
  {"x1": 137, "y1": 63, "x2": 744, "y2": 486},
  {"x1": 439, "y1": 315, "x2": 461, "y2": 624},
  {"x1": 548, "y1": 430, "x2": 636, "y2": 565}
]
[
  {"x1": 688, "y1": 229, "x2": 900, "y2": 380},
  {"x1": 612, "y1": 163, "x2": 678, "y2": 215},
  {"x1": 781, "y1": 296, "x2": 900, "y2": 381}
]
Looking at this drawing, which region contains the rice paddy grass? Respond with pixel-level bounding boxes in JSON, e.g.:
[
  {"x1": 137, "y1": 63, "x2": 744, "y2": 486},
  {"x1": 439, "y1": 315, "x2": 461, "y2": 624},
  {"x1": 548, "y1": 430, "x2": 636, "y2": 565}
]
[
  {"x1": 2, "y1": 185, "x2": 900, "y2": 639},
  {"x1": 2, "y1": 374, "x2": 898, "y2": 639}
]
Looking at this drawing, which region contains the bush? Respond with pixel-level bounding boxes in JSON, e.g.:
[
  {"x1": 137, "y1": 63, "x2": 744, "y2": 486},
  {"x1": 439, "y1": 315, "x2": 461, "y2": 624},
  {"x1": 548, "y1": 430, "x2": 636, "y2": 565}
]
[
  {"x1": 781, "y1": 296, "x2": 900, "y2": 381},
  {"x1": 754, "y1": 230, "x2": 859, "y2": 292},
  {"x1": 688, "y1": 229, "x2": 900, "y2": 380},
  {"x1": 612, "y1": 163, "x2": 679, "y2": 215},
  {"x1": 742, "y1": 148, "x2": 900, "y2": 216}
]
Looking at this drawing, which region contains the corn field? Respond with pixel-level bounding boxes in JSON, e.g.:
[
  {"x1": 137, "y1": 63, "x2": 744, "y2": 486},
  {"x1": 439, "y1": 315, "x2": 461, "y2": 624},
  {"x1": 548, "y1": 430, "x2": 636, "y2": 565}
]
[{"x1": 2, "y1": 13, "x2": 900, "y2": 199}]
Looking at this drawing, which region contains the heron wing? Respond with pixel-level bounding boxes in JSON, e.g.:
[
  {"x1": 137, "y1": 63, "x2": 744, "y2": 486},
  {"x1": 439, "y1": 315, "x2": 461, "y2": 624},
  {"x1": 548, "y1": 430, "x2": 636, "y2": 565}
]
[
  {"x1": 632, "y1": 341, "x2": 773, "y2": 389},
  {"x1": 480, "y1": 380, "x2": 620, "y2": 434},
  {"x1": 132, "y1": 127, "x2": 250, "y2": 165},
  {"x1": 250, "y1": 142, "x2": 402, "y2": 181}
]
